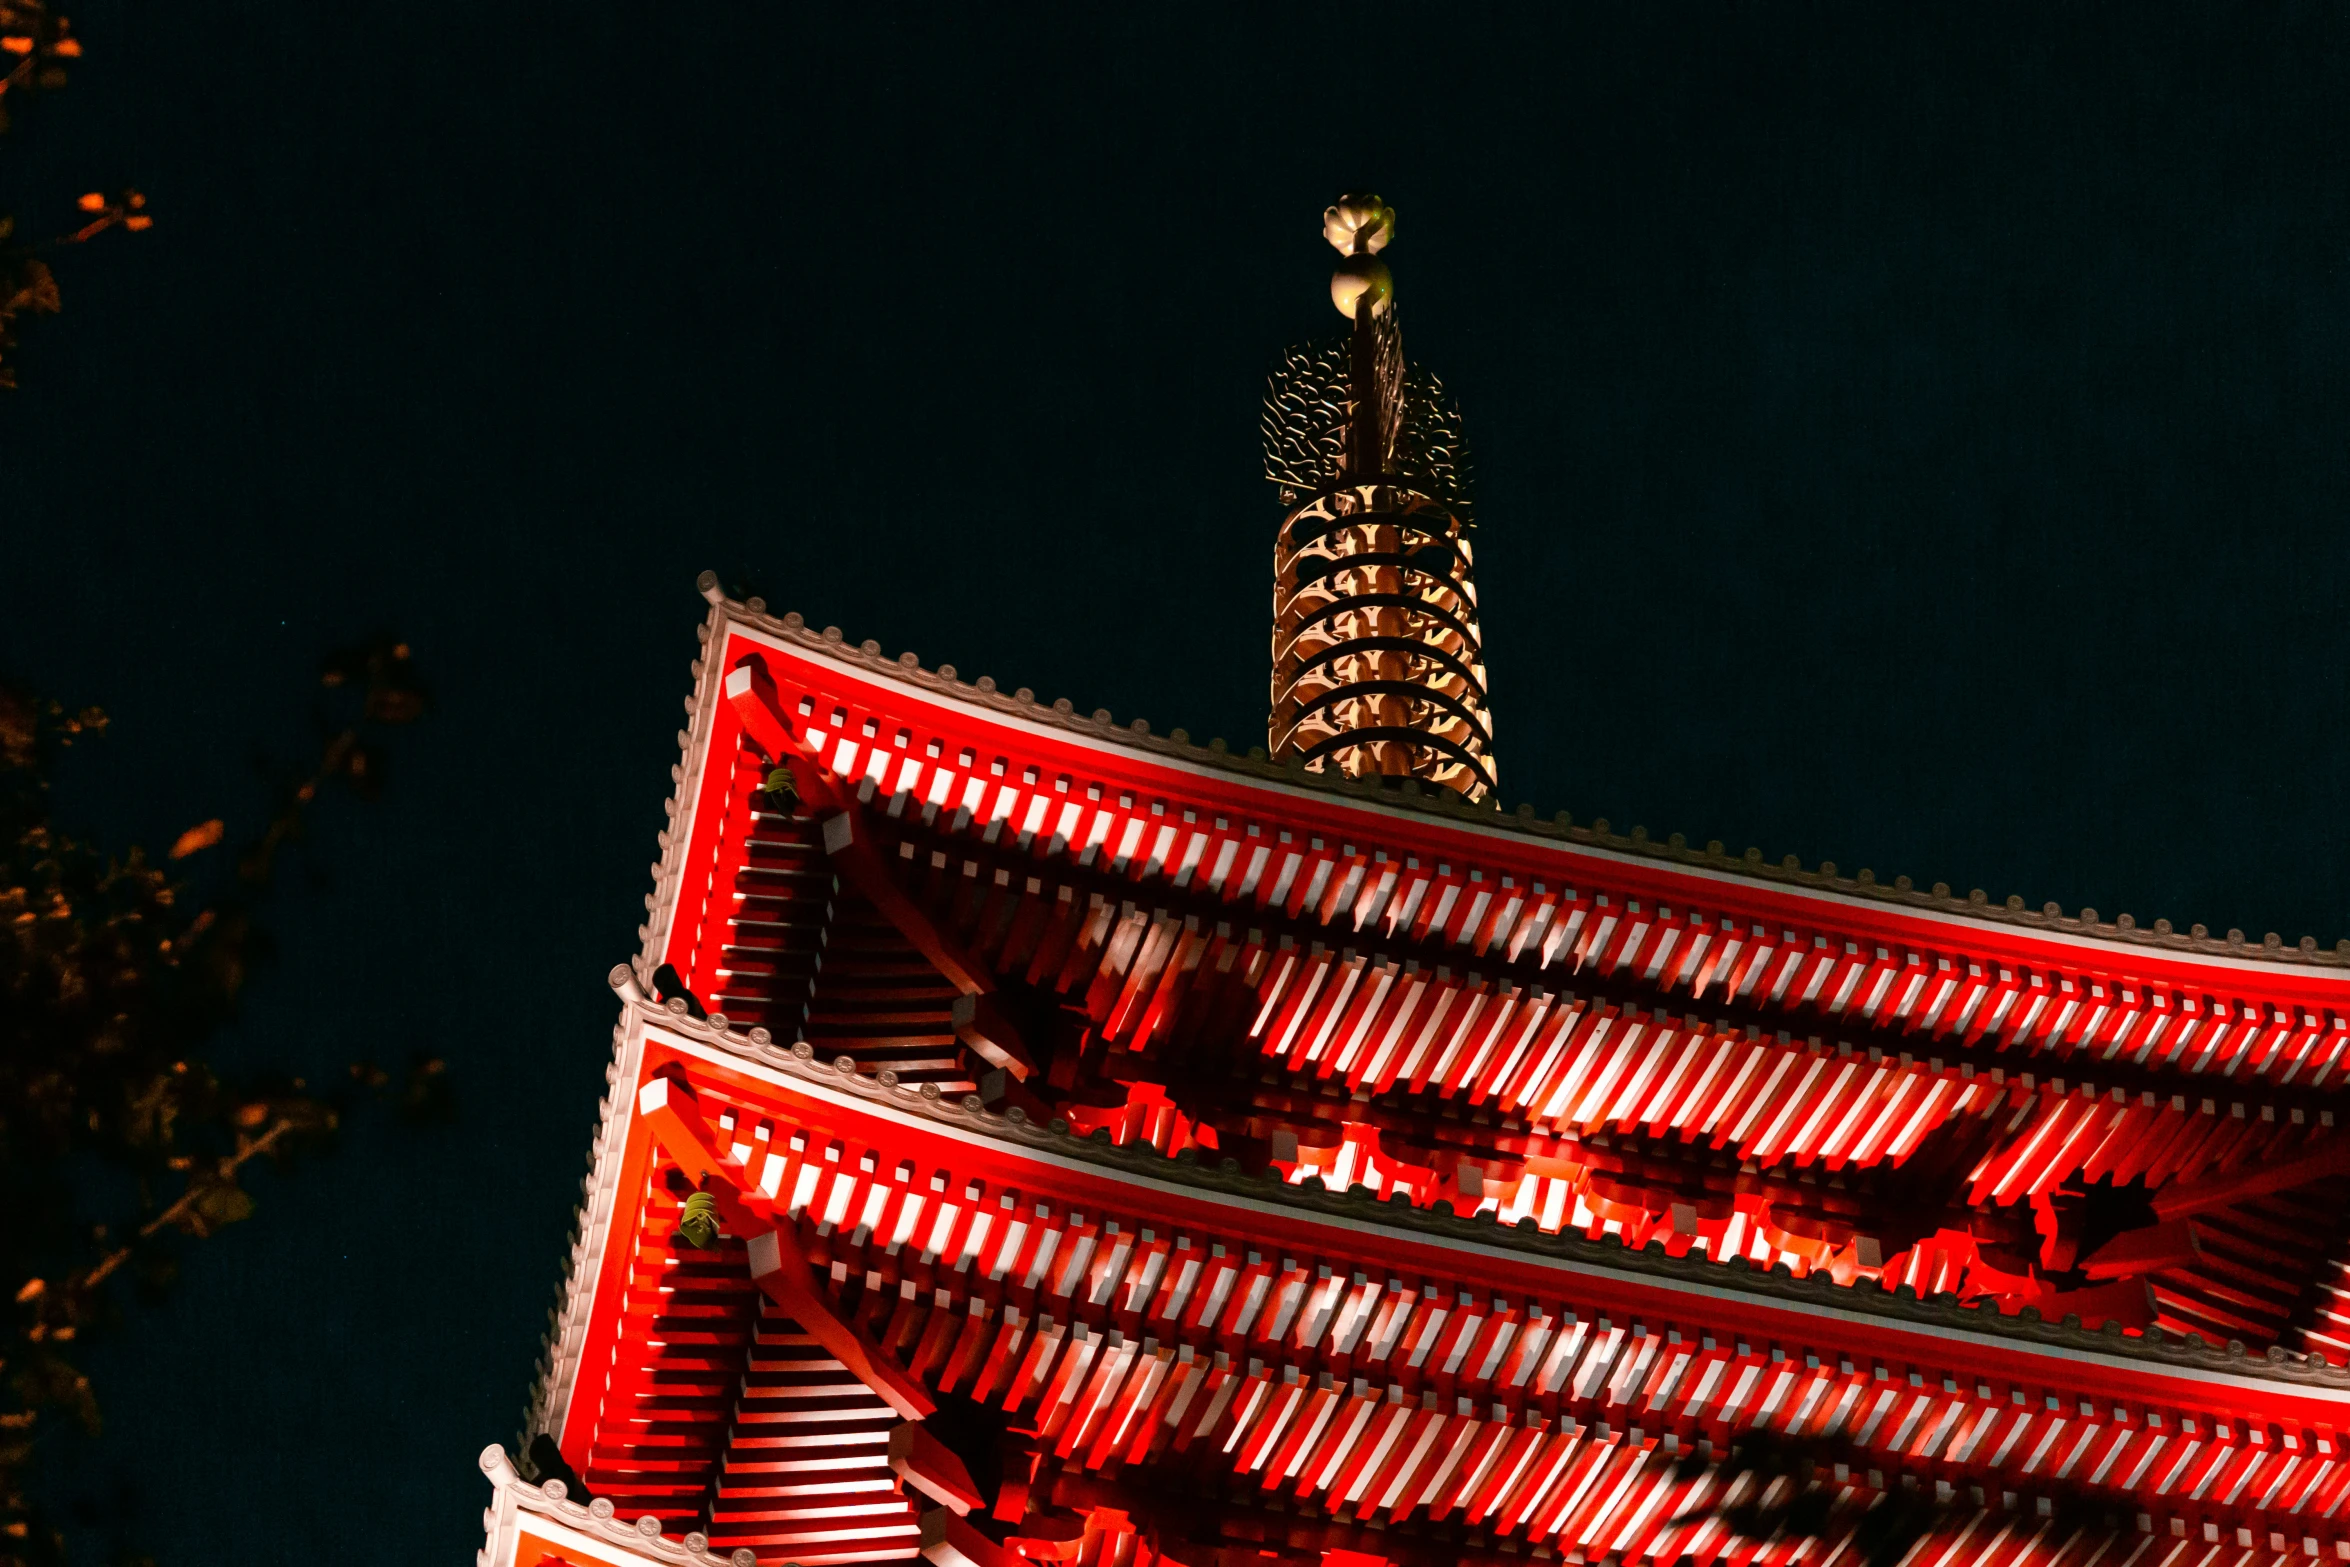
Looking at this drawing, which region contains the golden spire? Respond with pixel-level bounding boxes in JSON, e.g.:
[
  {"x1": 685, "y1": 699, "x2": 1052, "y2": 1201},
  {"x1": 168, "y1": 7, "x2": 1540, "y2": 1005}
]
[{"x1": 1263, "y1": 194, "x2": 1497, "y2": 801}]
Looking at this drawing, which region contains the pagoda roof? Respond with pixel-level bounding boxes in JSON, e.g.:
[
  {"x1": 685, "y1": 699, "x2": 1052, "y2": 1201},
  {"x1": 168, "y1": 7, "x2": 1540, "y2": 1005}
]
[
  {"x1": 626, "y1": 995, "x2": 2350, "y2": 1405},
  {"x1": 643, "y1": 581, "x2": 2350, "y2": 1119},
  {"x1": 693, "y1": 578, "x2": 2350, "y2": 984},
  {"x1": 589, "y1": 580, "x2": 2350, "y2": 1356},
  {"x1": 512, "y1": 996, "x2": 2350, "y2": 1567},
  {"x1": 500, "y1": 579, "x2": 2350, "y2": 1567}
]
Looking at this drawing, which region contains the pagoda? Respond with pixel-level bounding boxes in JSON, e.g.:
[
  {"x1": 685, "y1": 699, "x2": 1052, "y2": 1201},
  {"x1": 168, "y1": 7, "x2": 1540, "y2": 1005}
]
[{"x1": 477, "y1": 198, "x2": 2350, "y2": 1567}]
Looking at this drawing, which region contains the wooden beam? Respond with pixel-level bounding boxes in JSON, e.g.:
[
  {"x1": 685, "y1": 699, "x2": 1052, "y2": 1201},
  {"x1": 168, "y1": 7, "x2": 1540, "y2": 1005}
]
[
  {"x1": 953, "y1": 992, "x2": 1038, "y2": 1080},
  {"x1": 2078, "y1": 1219, "x2": 2200, "y2": 1279},
  {"x1": 635, "y1": 1075, "x2": 936, "y2": 1419},
  {"x1": 821, "y1": 806, "x2": 1024, "y2": 1025},
  {"x1": 920, "y1": 1508, "x2": 1014, "y2": 1567},
  {"x1": 725, "y1": 652, "x2": 1036, "y2": 1076},
  {"x1": 891, "y1": 1424, "x2": 986, "y2": 1516},
  {"x1": 2152, "y1": 1136, "x2": 2350, "y2": 1220},
  {"x1": 724, "y1": 659, "x2": 797, "y2": 762}
]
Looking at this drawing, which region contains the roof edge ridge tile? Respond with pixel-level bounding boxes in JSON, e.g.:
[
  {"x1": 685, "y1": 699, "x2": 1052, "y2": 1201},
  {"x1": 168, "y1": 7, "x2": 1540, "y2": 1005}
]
[
  {"x1": 640, "y1": 992, "x2": 2350, "y2": 1393},
  {"x1": 517, "y1": 987, "x2": 654, "y2": 1457}
]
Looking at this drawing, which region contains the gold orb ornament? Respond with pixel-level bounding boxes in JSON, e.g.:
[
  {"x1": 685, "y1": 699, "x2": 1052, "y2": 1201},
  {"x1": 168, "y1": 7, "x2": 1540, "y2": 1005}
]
[
  {"x1": 1324, "y1": 195, "x2": 1398, "y2": 319},
  {"x1": 1330, "y1": 254, "x2": 1393, "y2": 320}
]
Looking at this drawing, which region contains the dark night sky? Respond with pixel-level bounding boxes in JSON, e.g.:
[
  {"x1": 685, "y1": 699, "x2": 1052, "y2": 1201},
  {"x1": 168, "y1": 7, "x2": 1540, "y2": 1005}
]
[{"x1": 3, "y1": 4, "x2": 2348, "y2": 1560}]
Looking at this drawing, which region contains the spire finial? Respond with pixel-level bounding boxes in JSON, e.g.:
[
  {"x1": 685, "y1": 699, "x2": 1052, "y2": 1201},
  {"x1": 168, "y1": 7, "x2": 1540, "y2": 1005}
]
[
  {"x1": 1325, "y1": 194, "x2": 1396, "y2": 320},
  {"x1": 1262, "y1": 194, "x2": 1498, "y2": 803}
]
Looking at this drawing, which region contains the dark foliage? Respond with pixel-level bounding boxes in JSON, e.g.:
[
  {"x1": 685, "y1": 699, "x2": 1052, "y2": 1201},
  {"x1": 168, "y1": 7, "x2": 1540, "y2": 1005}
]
[
  {"x1": 0, "y1": 638, "x2": 427, "y2": 1565},
  {"x1": 0, "y1": 0, "x2": 148, "y2": 388}
]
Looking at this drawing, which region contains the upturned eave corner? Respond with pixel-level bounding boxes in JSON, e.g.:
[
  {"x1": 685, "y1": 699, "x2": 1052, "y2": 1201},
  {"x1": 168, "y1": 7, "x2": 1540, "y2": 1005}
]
[{"x1": 480, "y1": 1442, "x2": 751, "y2": 1567}]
